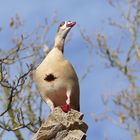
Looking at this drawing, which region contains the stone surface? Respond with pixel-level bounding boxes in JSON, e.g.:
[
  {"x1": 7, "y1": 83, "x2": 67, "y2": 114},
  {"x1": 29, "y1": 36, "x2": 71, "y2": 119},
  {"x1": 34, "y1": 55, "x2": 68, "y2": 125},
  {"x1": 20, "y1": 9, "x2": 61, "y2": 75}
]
[{"x1": 31, "y1": 107, "x2": 88, "y2": 140}]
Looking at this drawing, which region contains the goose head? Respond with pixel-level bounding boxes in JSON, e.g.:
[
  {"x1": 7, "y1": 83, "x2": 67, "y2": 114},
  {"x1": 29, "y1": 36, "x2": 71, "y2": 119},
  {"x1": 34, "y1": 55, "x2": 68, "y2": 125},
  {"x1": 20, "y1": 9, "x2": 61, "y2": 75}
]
[
  {"x1": 56, "y1": 21, "x2": 76, "y2": 39},
  {"x1": 54, "y1": 21, "x2": 76, "y2": 53}
]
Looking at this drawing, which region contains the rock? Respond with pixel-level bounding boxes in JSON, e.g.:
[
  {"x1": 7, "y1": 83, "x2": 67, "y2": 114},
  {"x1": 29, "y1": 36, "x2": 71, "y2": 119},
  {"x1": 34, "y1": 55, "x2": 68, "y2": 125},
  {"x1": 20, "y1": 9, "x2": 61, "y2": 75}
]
[{"x1": 31, "y1": 107, "x2": 88, "y2": 140}]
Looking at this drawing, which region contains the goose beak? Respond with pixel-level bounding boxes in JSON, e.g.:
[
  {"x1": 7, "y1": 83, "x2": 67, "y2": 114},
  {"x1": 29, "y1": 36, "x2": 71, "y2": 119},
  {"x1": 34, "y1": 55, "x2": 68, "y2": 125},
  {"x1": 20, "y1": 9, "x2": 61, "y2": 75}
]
[{"x1": 66, "y1": 21, "x2": 76, "y2": 28}]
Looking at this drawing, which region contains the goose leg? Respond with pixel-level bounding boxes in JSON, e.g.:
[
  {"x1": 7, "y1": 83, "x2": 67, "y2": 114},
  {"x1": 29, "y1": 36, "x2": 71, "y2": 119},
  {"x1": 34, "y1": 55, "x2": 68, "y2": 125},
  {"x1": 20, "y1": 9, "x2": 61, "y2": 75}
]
[{"x1": 61, "y1": 90, "x2": 71, "y2": 113}]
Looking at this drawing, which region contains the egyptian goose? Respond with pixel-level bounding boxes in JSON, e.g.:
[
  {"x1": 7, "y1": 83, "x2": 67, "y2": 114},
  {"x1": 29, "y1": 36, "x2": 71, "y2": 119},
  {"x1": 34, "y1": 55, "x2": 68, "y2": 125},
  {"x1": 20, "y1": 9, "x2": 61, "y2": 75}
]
[{"x1": 33, "y1": 21, "x2": 80, "y2": 113}]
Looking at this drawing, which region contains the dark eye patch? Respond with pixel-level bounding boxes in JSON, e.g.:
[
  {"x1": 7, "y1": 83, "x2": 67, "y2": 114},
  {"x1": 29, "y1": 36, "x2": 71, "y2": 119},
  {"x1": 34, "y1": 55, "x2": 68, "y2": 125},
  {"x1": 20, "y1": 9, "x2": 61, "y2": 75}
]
[{"x1": 59, "y1": 21, "x2": 65, "y2": 27}]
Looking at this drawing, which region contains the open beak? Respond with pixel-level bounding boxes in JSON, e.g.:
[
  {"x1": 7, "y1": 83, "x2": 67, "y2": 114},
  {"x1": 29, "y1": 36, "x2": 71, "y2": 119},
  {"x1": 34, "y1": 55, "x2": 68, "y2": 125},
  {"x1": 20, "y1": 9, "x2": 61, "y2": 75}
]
[{"x1": 66, "y1": 21, "x2": 76, "y2": 27}]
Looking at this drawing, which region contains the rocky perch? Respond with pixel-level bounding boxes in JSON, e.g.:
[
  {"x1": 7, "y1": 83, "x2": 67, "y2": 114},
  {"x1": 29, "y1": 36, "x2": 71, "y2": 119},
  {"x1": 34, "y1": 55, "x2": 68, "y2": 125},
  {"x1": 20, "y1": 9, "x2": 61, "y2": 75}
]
[{"x1": 31, "y1": 107, "x2": 88, "y2": 140}]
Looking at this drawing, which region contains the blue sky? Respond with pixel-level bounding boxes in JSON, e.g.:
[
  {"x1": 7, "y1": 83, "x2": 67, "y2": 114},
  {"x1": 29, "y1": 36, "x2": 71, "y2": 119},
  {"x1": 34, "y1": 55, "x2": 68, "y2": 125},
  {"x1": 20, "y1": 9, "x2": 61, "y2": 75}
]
[{"x1": 0, "y1": 0, "x2": 132, "y2": 140}]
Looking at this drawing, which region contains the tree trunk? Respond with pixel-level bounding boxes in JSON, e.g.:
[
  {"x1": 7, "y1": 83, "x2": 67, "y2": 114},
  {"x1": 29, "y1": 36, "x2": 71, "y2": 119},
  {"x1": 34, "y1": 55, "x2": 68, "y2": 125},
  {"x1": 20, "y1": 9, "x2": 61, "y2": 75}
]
[{"x1": 31, "y1": 107, "x2": 88, "y2": 140}]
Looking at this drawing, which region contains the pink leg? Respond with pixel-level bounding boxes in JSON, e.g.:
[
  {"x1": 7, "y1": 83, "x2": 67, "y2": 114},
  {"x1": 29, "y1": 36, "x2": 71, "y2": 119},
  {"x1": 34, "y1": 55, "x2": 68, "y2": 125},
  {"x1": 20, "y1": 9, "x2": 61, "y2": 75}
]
[
  {"x1": 61, "y1": 90, "x2": 71, "y2": 113},
  {"x1": 61, "y1": 104, "x2": 70, "y2": 113}
]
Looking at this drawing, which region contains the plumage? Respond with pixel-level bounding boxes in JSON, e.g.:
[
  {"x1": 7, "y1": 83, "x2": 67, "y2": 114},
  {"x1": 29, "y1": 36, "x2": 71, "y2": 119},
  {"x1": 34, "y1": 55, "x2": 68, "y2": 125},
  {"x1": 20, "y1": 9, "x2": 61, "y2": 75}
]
[{"x1": 33, "y1": 21, "x2": 80, "y2": 112}]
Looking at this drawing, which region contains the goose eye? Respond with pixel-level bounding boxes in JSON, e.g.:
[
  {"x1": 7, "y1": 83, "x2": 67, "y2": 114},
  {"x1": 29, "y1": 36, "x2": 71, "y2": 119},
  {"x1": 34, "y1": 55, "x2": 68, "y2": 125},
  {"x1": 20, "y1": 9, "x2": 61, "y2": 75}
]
[{"x1": 59, "y1": 21, "x2": 65, "y2": 27}]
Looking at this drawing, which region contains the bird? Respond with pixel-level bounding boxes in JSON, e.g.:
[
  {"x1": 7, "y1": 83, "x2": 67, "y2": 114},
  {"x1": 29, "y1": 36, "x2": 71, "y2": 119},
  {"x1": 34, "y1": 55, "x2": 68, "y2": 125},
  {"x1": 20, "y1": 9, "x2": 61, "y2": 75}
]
[{"x1": 33, "y1": 21, "x2": 80, "y2": 113}]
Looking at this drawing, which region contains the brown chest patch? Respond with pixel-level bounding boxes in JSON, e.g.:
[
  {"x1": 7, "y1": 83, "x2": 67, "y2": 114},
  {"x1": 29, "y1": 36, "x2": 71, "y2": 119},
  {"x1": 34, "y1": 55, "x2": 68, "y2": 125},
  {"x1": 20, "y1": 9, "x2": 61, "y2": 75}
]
[{"x1": 44, "y1": 74, "x2": 57, "y2": 82}]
